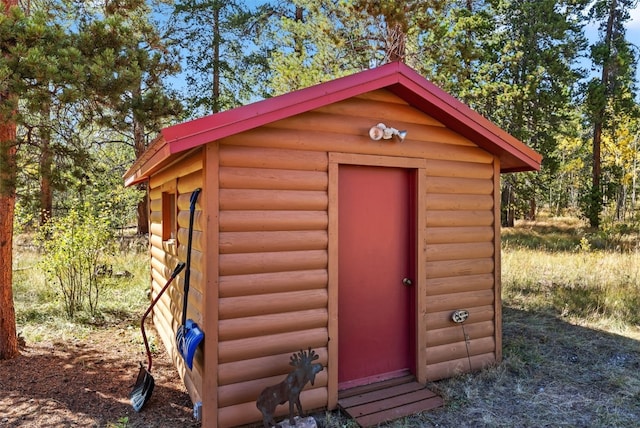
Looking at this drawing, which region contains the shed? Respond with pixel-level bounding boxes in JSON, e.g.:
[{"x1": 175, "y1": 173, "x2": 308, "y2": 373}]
[{"x1": 124, "y1": 61, "x2": 541, "y2": 427}]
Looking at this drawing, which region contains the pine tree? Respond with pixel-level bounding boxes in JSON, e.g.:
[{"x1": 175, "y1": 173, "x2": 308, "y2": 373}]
[
  {"x1": 76, "y1": 0, "x2": 182, "y2": 233},
  {"x1": 407, "y1": 1, "x2": 587, "y2": 223},
  {"x1": 12, "y1": 0, "x2": 180, "y2": 233},
  {"x1": 264, "y1": 0, "x2": 371, "y2": 95},
  {"x1": 353, "y1": 0, "x2": 413, "y2": 63},
  {"x1": 0, "y1": 0, "x2": 181, "y2": 358},
  {"x1": 168, "y1": 0, "x2": 264, "y2": 115},
  {"x1": 490, "y1": 0, "x2": 587, "y2": 222},
  {"x1": 0, "y1": 0, "x2": 20, "y2": 361},
  {"x1": 585, "y1": 0, "x2": 638, "y2": 228},
  {"x1": 414, "y1": 1, "x2": 495, "y2": 109}
]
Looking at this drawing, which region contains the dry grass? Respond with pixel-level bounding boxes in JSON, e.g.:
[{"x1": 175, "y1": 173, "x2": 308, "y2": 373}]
[
  {"x1": 316, "y1": 317, "x2": 640, "y2": 427},
  {"x1": 503, "y1": 249, "x2": 640, "y2": 329},
  {"x1": 313, "y1": 217, "x2": 640, "y2": 427},
  {"x1": 10, "y1": 218, "x2": 640, "y2": 427},
  {"x1": 416, "y1": 307, "x2": 640, "y2": 427}
]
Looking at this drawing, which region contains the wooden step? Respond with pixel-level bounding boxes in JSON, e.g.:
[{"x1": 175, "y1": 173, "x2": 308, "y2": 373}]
[{"x1": 338, "y1": 377, "x2": 443, "y2": 427}]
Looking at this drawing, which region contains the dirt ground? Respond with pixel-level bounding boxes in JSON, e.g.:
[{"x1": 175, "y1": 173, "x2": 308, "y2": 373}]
[
  {"x1": 2, "y1": 310, "x2": 639, "y2": 428},
  {"x1": 0, "y1": 326, "x2": 200, "y2": 428}
]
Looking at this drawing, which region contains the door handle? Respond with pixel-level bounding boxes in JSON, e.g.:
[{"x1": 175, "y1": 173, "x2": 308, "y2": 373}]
[{"x1": 402, "y1": 278, "x2": 413, "y2": 286}]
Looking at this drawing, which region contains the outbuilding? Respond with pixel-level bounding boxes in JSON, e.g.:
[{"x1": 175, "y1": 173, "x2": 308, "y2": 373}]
[{"x1": 124, "y1": 61, "x2": 541, "y2": 427}]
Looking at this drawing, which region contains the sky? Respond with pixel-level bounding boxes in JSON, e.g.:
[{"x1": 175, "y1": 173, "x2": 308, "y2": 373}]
[
  {"x1": 626, "y1": 8, "x2": 639, "y2": 81},
  {"x1": 163, "y1": 2, "x2": 640, "y2": 96},
  {"x1": 584, "y1": 5, "x2": 640, "y2": 81},
  {"x1": 624, "y1": 4, "x2": 640, "y2": 41},
  {"x1": 239, "y1": 1, "x2": 640, "y2": 79}
]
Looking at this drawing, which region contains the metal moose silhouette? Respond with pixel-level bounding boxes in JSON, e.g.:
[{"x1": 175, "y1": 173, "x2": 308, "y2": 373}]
[{"x1": 256, "y1": 348, "x2": 324, "y2": 427}]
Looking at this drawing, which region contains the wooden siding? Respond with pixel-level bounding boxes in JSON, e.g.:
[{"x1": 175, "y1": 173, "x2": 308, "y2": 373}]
[
  {"x1": 423, "y1": 154, "x2": 497, "y2": 381},
  {"x1": 148, "y1": 152, "x2": 205, "y2": 404},
  {"x1": 216, "y1": 144, "x2": 330, "y2": 427}
]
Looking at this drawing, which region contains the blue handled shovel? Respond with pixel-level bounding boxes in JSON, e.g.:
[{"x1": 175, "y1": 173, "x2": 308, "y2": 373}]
[{"x1": 176, "y1": 188, "x2": 204, "y2": 369}]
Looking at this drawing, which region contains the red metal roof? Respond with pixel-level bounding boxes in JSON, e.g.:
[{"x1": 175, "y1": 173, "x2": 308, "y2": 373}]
[{"x1": 124, "y1": 62, "x2": 541, "y2": 185}]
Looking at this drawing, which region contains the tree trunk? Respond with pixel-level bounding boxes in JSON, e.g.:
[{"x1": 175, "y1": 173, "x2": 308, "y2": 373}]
[
  {"x1": 133, "y1": 92, "x2": 149, "y2": 235},
  {"x1": 212, "y1": 4, "x2": 221, "y2": 113},
  {"x1": 501, "y1": 184, "x2": 515, "y2": 227},
  {"x1": 40, "y1": 149, "x2": 52, "y2": 224},
  {"x1": 0, "y1": 132, "x2": 18, "y2": 360},
  {"x1": 39, "y1": 99, "x2": 53, "y2": 225},
  {"x1": 0, "y1": 0, "x2": 19, "y2": 361},
  {"x1": 527, "y1": 198, "x2": 536, "y2": 221},
  {"x1": 385, "y1": 23, "x2": 406, "y2": 63},
  {"x1": 590, "y1": 0, "x2": 617, "y2": 229},
  {"x1": 136, "y1": 184, "x2": 149, "y2": 235},
  {"x1": 294, "y1": 6, "x2": 303, "y2": 56},
  {"x1": 591, "y1": 121, "x2": 603, "y2": 228}
]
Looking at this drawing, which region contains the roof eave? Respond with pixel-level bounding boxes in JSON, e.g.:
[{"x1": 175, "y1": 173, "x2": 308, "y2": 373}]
[
  {"x1": 124, "y1": 62, "x2": 542, "y2": 185},
  {"x1": 389, "y1": 66, "x2": 542, "y2": 173},
  {"x1": 161, "y1": 63, "x2": 406, "y2": 154},
  {"x1": 123, "y1": 135, "x2": 170, "y2": 186},
  {"x1": 502, "y1": 164, "x2": 541, "y2": 173}
]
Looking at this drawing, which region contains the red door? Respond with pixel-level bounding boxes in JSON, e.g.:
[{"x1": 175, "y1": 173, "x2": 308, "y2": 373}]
[{"x1": 338, "y1": 165, "x2": 415, "y2": 388}]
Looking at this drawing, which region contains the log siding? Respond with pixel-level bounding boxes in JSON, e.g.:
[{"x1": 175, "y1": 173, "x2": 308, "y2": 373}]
[
  {"x1": 216, "y1": 144, "x2": 330, "y2": 427},
  {"x1": 148, "y1": 153, "x2": 205, "y2": 404},
  {"x1": 423, "y1": 154, "x2": 497, "y2": 381}
]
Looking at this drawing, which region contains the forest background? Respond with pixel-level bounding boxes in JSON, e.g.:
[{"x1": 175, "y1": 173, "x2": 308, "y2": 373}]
[{"x1": 0, "y1": 0, "x2": 639, "y2": 359}]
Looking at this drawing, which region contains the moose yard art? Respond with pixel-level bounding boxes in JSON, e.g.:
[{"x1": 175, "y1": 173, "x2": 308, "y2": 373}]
[{"x1": 257, "y1": 348, "x2": 324, "y2": 428}]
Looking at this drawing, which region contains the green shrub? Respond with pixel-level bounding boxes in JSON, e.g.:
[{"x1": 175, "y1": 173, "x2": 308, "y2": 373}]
[{"x1": 37, "y1": 206, "x2": 114, "y2": 318}]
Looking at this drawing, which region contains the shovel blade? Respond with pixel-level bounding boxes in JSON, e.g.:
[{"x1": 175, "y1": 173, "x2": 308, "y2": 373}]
[
  {"x1": 177, "y1": 320, "x2": 204, "y2": 370},
  {"x1": 130, "y1": 364, "x2": 155, "y2": 412}
]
